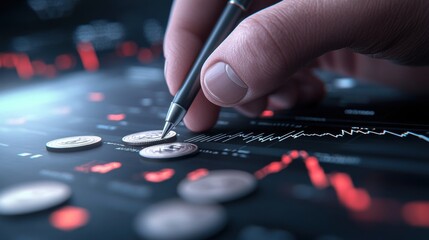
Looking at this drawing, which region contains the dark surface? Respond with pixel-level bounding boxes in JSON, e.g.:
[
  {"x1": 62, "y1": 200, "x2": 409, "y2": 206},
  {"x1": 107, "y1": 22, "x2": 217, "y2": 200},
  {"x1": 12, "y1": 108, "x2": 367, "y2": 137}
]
[{"x1": 1, "y1": 1, "x2": 429, "y2": 239}]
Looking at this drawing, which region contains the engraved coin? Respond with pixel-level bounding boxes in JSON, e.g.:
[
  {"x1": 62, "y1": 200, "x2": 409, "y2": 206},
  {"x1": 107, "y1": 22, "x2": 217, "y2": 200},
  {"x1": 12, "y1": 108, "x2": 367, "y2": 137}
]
[
  {"x1": 139, "y1": 142, "x2": 198, "y2": 159},
  {"x1": 134, "y1": 199, "x2": 226, "y2": 240},
  {"x1": 122, "y1": 130, "x2": 176, "y2": 146},
  {"x1": 46, "y1": 135, "x2": 102, "y2": 152},
  {"x1": 178, "y1": 170, "x2": 257, "y2": 204},
  {"x1": 0, "y1": 181, "x2": 72, "y2": 215}
]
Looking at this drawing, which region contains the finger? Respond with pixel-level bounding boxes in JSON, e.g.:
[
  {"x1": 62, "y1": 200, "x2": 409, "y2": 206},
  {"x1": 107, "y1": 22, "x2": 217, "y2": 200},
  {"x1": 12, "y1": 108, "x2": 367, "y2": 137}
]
[
  {"x1": 267, "y1": 77, "x2": 300, "y2": 111},
  {"x1": 200, "y1": 0, "x2": 429, "y2": 107},
  {"x1": 318, "y1": 49, "x2": 429, "y2": 93},
  {"x1": 163, "y1": 0, "x2": 279, "y2": 95},
  {"x1": 234, "y1": 97, "x2": 268, "y2": 118},
  {"x1": 236, "y1": 70, "x2": 325, "y2": 116},
  {"x1": 163, "y1": 0, "x2": 225, "y2": 95},
  {"x1": 235, "y1": 69, "x2": 325, "y2": 117},
  {"x1": 163, "y1": 0, "x2": 281, "y2": 132},
  {"x1": 295, "y1": 71, "x2": 326, "y2": 106},
  {"x1": 183, "y1": 90, "x2": 220, "y2": 132},
  {"x1": 238, "y1": 77, "x2": 299, "y2": 114},
  {"x1": 265, "y1": 71, "x2": 325, "y2": 110},
  {"x1": 200, "y1": 0, "x2": 348, "y2": 107}
]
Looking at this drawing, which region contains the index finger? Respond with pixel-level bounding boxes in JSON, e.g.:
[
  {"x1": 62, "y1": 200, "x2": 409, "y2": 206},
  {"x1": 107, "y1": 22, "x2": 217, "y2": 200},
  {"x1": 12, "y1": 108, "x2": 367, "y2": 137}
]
[{"x1": 163, "y1": 0, "x2": 225, "y2": 94}]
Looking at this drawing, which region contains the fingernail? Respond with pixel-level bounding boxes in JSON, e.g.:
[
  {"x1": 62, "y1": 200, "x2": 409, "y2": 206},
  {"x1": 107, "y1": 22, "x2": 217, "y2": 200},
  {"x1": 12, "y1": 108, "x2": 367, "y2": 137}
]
[{"x1": 203, "y1": 62, "x2": 247, "y2": 105}]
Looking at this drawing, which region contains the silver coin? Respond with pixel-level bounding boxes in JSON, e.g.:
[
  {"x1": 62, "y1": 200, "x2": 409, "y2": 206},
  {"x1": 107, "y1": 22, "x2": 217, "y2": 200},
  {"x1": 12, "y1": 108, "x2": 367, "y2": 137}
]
[
  {"x1": 0, "y1": 181, "x2": 72, "y2": 215},
  {"x1": 46, "y1": 135, "x2": 102, "y2": 152},
  {"x1": 122, "y1": 130, "x2": 176, "y2": 146},
  {"x1": 178, "y1": 170, "x2": 257, "y2": 204},
  {"x1": 139, "y1": 142, "x2": 198, "y2": 160},
  {"x1": 134, "y1": 199, "x2": 226, "y2": 240}
]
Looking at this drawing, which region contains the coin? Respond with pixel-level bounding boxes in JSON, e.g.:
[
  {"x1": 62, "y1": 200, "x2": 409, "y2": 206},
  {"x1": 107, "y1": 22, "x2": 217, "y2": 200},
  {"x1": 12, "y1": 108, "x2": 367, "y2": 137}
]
[
  {"x1": 139, "y1": 142, "x2": 198, "y2": 160},
  {"x1": 122, "y1": 130, "x2": 176, "y2": 146},
  {"x1": 134, "y1": 199, "x2": 226, "y2": 240},
  {"x1": 0, "y1": 181, "x2": 72, "y2": 215},
  {"x1": 178, "y1": 170, "x2": 257, "y2": 204},
  {"x1": 46, "y1": 135, "x2": 102, "y2": 152}
]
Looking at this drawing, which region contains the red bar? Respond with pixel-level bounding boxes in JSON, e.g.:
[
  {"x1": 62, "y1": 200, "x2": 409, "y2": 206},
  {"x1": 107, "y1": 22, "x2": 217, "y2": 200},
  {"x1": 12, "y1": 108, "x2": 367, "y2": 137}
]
[{"x1": 77, "y1": 42, "x2": 99, "y2": 71}]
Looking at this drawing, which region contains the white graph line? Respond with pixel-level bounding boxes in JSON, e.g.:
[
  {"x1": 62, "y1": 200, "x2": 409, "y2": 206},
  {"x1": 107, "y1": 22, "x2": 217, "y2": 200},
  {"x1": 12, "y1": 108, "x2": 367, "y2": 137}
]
[{"x1": 185, "y1": 129, "x2": 429, "y2": 144}]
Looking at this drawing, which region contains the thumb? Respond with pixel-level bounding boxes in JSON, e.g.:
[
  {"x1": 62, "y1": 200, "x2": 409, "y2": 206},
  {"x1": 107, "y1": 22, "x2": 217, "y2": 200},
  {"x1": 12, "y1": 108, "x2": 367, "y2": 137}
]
[
  {"x1": 200, "y1": 0, "x2": 347, "y2": 107},
  {"x1": 200, "y1": 0, "x2": 429, "y2": 107}
]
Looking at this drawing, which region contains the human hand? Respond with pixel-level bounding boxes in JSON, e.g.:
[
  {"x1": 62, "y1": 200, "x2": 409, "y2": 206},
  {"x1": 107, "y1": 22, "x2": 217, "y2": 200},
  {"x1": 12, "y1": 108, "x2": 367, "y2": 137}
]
[{"x1": 163, "y1": 0, "x2": 429, "y2": 132}]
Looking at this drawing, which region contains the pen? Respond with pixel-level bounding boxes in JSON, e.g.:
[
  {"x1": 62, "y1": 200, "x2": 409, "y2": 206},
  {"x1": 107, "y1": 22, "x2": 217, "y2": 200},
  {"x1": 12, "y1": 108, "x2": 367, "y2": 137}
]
[{"x1": 161, "y1": 0, "x2": 253, "y2": 138}]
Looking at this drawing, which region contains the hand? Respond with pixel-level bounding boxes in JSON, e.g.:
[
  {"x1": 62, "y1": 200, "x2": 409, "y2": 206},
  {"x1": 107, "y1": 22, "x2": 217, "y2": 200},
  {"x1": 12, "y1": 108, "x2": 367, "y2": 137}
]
[{"x1": 163, "y1": 0, "x2": 429, "y2": 132}]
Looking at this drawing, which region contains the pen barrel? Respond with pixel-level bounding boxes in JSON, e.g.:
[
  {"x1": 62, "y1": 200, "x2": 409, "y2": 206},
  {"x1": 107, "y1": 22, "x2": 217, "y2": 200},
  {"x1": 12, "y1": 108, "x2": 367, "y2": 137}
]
[
  {"x1": 173, "y1": 2, "x2": 245, "y2": 109},
  {"x1": 229, "y1": 0, "x2": 252, "y2": 10}
]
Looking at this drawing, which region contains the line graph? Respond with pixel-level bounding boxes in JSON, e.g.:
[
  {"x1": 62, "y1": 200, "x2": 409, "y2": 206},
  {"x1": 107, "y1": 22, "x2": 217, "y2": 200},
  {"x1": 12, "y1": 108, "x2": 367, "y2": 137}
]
[
  {"x1": 255, "y1": 150, "x2": 371, "y2": 212},
  {"x1": 185, "y1": 127, "x2": 429, "y2": 144},
  {"x1": 255, "y1": 150, "x2": 429, "y2": 227}
]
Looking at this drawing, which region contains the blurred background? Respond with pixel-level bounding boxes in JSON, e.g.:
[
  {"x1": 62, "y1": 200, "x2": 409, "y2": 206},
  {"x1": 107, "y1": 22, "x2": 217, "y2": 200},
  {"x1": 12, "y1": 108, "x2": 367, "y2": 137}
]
[
  {"x1": 0, "y1": 0, "x2": 172, "y2": 85},
  {"x1": 1, "y1": 2, "x2": 429, "y2": 240}
]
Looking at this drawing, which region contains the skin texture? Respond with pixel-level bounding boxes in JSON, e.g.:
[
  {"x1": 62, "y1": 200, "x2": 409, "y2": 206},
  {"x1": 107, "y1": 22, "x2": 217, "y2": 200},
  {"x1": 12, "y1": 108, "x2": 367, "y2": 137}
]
[{"x1": 163, "y1": 0, "x2": 429, "y2": 132}]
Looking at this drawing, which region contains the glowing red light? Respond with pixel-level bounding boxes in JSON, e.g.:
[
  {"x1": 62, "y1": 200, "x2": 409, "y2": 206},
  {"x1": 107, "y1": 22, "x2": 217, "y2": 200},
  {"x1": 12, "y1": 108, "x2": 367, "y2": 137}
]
[
  {"x1": 403, "y1": 201, "x2": 429, "y2": 228},
  {"x1": 334, "y1": 188, "x2": 371, "y2": 212},
  {"x1": 143, "y1": 168, "x2": 175, "y2": 183},
  {"x1": 107, "y1": 113, "x2": 126, "y2": 121},
  {"x1": 90, "y1": 162, "x2": 122, "y2": 174},
  {"x1": 351, "y1": 199, "x2": 401, "y2": 223},
  {"x1": 330, "y1": 173, "x2": 371, "y2": 211},
  {"x1": 138, "y1": 48, "x2": 153, "y2": 63},
  {"x1": 44, "y1": 64, "x2": 57, "y2": 78},
  {"x1": 187, "y1": 168, "x2": 209, "y2": 181},
  {"x1": 289, "y1": 150, "x2": 300, "y2": 159},
  {"x1": 304, "y1": 157, "x2": 329, "y2": 189},
  {"x1": 77, "y1": 42, "x2": 99, "y2": 72},
  {"x1": 330, "y1": 173, "x2": 352, "y2": 191},
  {"x1": 75, "y1": 161, "x2": 98, "y2": 173},
  {"x1": 255, "y1": 154, "x2": 296, "y2": 180},
  {"x1": 14, "y1": 54, "x2": 34, "y2": 79},
  {"x1": 32, "y1": 60, "x2": 47, "y2": 75},
  {"x1": 88, "y1": 92, "x2": 105, "y2": 102},
  {"x1": 260, "y1": 110, "x2": 274, "y2": 118},
  {"x1": 255, "y1": 150, "x2": 372, "y2": 213},
  {"x1": 254, "y1": 171, "x2": 265, "y2": 180},
  {"x1": 299, "y1": 150, "x2": 308, "y2": 158},
  {"x1": 55, "y1": 54, "x2": 75, "y2": 70},
  {"x1": 266, "y1": 162, "x2": 283, "y2": 173},
  {"x1": 117, "y1": 41, "x2": 138, "y2": 57},
  {"x1": 50, "y1": 206, "x2": 89, "y2": 231},
  {"x1": 281, "y1": 155, "x2": 292, "y2": 165},
  {"x1": 305, "y1": 157, "x2": 319, "y2": 169},
  {"x1": 1, "y1": 53, "x2": 16, "y2": 68},
  {"x1": 308, "y1": 170, "x2": 328, "y2": 189}
]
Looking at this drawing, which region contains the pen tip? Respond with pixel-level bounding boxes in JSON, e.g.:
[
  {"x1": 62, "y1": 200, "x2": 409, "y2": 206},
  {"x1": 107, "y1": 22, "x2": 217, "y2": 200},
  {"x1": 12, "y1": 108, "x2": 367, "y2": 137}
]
[{"x1": 161, "y1": 122, "x2": 173, "y2": 139}]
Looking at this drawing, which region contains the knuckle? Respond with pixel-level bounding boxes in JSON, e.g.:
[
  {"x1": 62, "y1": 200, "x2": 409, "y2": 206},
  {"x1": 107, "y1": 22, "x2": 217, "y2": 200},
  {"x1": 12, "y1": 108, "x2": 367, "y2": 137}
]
[{"x1": 236, "y1": 16, "x2": 290, "y2": 75}]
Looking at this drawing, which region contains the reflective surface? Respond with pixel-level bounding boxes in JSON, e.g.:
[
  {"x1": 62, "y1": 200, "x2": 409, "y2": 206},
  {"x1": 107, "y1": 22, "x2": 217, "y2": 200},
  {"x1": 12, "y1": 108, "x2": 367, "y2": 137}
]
[{"x1": 1, "y1": 1, "x2": 429, "y2": 240}]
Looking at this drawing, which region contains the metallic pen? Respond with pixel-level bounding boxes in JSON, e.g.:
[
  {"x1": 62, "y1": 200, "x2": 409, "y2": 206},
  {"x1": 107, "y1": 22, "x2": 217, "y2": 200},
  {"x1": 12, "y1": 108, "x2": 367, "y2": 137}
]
[{"x1": 161, "y1": 0, "x2": 252, "y2": 138}]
